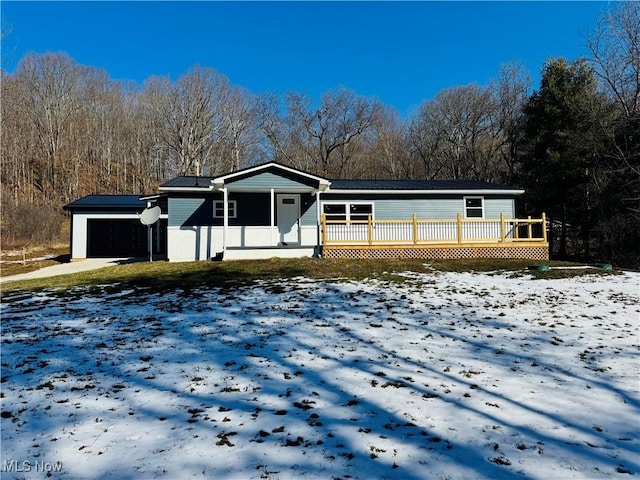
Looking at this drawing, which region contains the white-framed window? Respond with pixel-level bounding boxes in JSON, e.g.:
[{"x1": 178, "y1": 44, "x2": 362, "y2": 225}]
[
  {"x1": 213, "y1": 200, "x2": 237, "y2": 219},
  {"x1": 323, "y1": 202, "x2": 374, "y2": 221},
  {"x1": 349, "y1": 203, "x2": 374, "y2": 221},
  {"x1": 323, "y1": 203, "x2": 347, "y2": 221},
  {"x1": 464, "y1": 196, "x2": 484, "y2": 218}
]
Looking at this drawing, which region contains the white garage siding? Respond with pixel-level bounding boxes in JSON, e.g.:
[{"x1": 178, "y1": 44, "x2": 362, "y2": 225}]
[{"x1": 71, "y1": 213, "x2": 141, "y2": 259}]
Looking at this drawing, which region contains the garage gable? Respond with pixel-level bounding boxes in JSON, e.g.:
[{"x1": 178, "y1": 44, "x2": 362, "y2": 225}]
[{"x1": 64, "y1": 195, "x2": 166, "y2": 260}]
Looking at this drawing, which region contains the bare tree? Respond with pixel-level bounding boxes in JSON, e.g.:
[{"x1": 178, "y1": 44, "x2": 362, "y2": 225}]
[
  {"x1": 407, "y1": 101, "x2": 447, "y2": 179},
  {"x1": 586, "y1": 2, "x2": 639, "y2": 120},
  {"x1": 583, "y1": 2, "x2": 640, "y2": 265},
  {"x1": 1, "y1": 70, "x2": 35, "y2": 204},
  {"x1": 285, "y1": 89, "x2": 382, "y2": 177},
  {"x1": 365, "y1": 106, "x2": 410, "y2": 179},
  {"x1": 138, "y1": 76, "x2": 175, "y2": 182},
  {"x1": 63, "y1": 66, "x2": 120, "y2": 198},
  {"x1": 586, "y1": 1, "x2": 640, "y2": 197},
  {"x1": 490, "y1": 62, "x2": 532, "y2": 182},
  {"x1": 14, "y1": 52, "x2": 84, "y2": 200},
  {"x1": 148, "y1": 66, "x2": 229, "y2": 176},
  {"x1": 216, "y1": 86, "x2": 259, "y2": 173},
  {"x1": 255, "y1": 93, "x2": 293, "y2": 164},
  {"x1": 409, "y1": 84, "x2": 502, "y2": 182}
]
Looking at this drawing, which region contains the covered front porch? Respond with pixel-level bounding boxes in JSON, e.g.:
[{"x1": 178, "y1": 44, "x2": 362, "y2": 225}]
[
  {"x1": 208, "y1": 163, "x2": 330, "y2": 260},
  {"x1": 213, "y1": 190, "x2": 322, "y2": 260},
  {"x1": 216, "y1": 191, "x2": 321, "y2": 249}
]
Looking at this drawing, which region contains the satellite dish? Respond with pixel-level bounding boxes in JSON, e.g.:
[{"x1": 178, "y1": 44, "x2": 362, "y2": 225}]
[{"x1": 139, "y1": 206, "x2": 161, "y2": 226}]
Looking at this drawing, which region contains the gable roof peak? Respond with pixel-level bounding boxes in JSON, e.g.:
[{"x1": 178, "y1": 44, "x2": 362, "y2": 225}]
[{"x1": 211, "y1": 161, "x2": 330, "y2": 188}]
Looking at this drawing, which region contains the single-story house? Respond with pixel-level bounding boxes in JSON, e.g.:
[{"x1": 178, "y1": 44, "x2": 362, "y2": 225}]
[{"x1": 64, "y1": 162, "x2": 548, "y2": 261}]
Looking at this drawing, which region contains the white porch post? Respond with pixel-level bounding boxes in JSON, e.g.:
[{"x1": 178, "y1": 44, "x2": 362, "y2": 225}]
[
  {"x1": 222, "y1": 187, "x2": 228, "y2": 252},
  {"x1": 315, "y1": 190, "x2": 321, "y2": 255},
  {"x1": 270, "y1": 188, "x2": 275, "y2": 246}
]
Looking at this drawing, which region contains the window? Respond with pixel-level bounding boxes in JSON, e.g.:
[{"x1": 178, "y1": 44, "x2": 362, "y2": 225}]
[
  {"x1": 349, "y1": 203, "x2": 373, "y2": 221},
  {"x1": 213, "y1": 200, "x2": 237, "y2": 219},
  {"x1": 464, "y1": 197, "x2": 484, "y2": 218},
  {"x1": 323, "y1": 204, "x2": 347, "y2": 221},
  {"x1": 323, "y1": 203, "x2": 374, "y2": 221}
]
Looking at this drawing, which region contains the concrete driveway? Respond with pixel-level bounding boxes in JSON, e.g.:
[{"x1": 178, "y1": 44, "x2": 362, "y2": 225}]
[{"x1": 0, "y1": 258, "x2": 138, "y2": 284}]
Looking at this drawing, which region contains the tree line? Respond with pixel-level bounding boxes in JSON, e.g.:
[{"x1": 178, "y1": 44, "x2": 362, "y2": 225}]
[{"x1": 1, "y1": 3, "x2": 638, "y2": 266}]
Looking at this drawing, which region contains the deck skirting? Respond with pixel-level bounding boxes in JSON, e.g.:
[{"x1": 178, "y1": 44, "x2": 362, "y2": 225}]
[{"x1": 321, "y1": 243, "x2": 549, "y2": 261}]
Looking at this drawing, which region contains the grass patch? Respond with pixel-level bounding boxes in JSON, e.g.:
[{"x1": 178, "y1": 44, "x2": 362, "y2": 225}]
[
  {"x1": 522, "y1": 266, "x2": 620, "y2": 280},
  {"x1": 427, "y1": 258, "x2": 536, "y2": 273},
  {"x1": 1, "y1": 257, "x2": 429, "y2": 293},
  {"x1": 428, "y1": 258, "x2": 619, "y2": 280},
  {"x1": 0, "y1": 244, "x2": 70, "y2": 277},
  {"x1": 0, "y1": 256, "x2": 618, "y2": 294}
]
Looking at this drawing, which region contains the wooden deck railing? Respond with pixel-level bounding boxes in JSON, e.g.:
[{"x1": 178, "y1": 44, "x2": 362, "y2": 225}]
[{"x1": 321, "y1": 213, "x2": 547, "y2": 246}]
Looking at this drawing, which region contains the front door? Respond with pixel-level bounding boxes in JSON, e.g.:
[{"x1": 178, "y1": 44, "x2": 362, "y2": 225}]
[{"x1": 277, "y1": 194, "x2": 300, "y2": 245}]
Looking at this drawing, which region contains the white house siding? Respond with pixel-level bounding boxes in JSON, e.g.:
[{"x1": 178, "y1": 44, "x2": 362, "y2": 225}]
[
  {"x1": 166, "y1": 226, "x2": 216, "y2": 262},
  {"x1": 223, "y1": 246, "x2": 316, "y2": 260},
  {"x1": 167, "y1": 225, "x2": 320, "y2": 262},
  {"x1": 224, "y1": 225, "x2": 317, "y2": 248}
]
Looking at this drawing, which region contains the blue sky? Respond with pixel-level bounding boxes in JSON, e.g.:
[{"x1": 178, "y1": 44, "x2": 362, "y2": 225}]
[{"x1": 1, "y1": 1, "x2": 613, "y2": 115}]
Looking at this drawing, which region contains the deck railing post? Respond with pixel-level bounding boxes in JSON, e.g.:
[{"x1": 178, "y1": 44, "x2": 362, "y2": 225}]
[
  {"x1": 457, "y1": 213, "x2": 463, "y2": 243},
  {"x1": 500, "y1": 212, "x2": 506, "y2": 243},
  {"x1": 367, "y1": 214, "x2": 373, "y2": 245},
  {"x1": 412, "y1": 213, "x2": 418, "y2": 244},
  {"x1": 541, "y1": 212, "x2": 547, "y2": 242},
  {"x1": 321, "y1": 214, "x2": 327, "y2": 246},
  {"x1": 527, "y1": 216, "x2": 532, "y2": 240}
]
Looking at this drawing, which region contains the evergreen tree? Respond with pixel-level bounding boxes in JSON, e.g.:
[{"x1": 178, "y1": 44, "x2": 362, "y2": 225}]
[{"x1": 518, "y1": 58, "x2": 608, "y2": 258}]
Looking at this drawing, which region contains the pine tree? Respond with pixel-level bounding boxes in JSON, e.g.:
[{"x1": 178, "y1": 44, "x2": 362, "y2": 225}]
[{"x1": 518, "y1": 58, "x2": 609, "y2": 258}]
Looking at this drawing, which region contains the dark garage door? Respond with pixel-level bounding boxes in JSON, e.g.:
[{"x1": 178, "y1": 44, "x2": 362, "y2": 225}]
[{"x1": 86, "y1": 219, "x2": 150, "y2": 258}]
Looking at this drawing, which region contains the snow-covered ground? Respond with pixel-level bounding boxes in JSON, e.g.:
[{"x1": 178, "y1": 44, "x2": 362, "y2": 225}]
[{"x1": 1, "y1": 269, "x2": 638, "y2": 479}]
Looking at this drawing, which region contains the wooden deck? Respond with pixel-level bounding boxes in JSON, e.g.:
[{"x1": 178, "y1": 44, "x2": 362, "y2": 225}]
[{"x1": 320, "y1": 213, "x2": 549, "y2": 260}]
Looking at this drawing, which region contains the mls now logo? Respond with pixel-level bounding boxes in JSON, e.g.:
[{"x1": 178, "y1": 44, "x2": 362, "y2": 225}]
[{"x1": 2, "y1": 460, "x2": 63, "y2": 473}]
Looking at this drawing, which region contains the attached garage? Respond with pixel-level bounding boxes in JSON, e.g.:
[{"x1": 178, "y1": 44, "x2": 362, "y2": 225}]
[
  {"x1": 64, "y1": 195, "x2": 167, "y2": 260},
  {"x1": 87, "y1": 219, "x2": 148, "y2": 257}
]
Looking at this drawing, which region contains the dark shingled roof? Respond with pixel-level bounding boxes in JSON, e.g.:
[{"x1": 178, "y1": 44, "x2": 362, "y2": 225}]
[
  {"x1": 329, "y1": 179, "x2": 516, "y2": 190},
  {"x1": 63, "y1": 195, "x2": 145, "y2": 211},
  {"x1": 160, "y1": 176, "x2": 517, "y2": 191},
  {"x1": 160, "y1": 176, "x2": 214, "y2": 188},
  {"x1": 158, "y1": 162, "x2": 519, "y2": 192}
]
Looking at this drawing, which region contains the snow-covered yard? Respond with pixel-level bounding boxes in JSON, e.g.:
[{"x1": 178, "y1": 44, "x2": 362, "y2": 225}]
[{"x1": 1, "y1": 269, "x2": 638, "y2": 479}]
